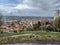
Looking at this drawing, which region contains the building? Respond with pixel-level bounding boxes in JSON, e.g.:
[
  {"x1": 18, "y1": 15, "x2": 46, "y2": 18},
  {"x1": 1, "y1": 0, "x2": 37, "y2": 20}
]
[{"x1": 54, "y1": 10, "x2": 59, "y2": 20}]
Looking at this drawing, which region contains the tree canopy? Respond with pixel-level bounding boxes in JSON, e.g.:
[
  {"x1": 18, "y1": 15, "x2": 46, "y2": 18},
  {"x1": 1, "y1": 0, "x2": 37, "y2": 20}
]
[{"x1": 54, "y1": 17, "x2": 60, "y2": 29}]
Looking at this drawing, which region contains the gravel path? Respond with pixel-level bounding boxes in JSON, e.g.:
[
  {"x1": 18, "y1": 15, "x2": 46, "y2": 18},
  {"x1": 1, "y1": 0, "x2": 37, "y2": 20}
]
[{"x1": 11, "y1": 34, "x2": 35, "y2": 37}]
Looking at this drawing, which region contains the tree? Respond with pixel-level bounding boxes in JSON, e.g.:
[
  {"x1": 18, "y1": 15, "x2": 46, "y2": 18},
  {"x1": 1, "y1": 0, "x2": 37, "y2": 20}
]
[
  {"x1": 11, "y1": 22, "x2": 15, "y2": 27},
  {"x1": 37, "y1": 21, "x2": 41, "y2": 27},
  {"x1": 45, "y1": 20, "x2": 50, "y2": 25},
  {"x1": 0, "y1": 15, "x2": 3, "y2": 27},
  {"x1": 54, "y1": 17, "x2": 60, "y2": 29},
  {"x1": 45, "y1": 25, "x2": 53, "y2": 32},
  {"x1": 33, "y1": 21, "x2": 41, "y2": 30},
  {"x1": 0, "y1": 15, "x2": 3, "y2": 33}
]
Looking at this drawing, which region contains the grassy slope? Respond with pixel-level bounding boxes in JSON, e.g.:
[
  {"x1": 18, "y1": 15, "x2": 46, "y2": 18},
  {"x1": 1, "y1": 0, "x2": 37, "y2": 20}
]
[
  {"x1": 0, "y1": 31, "x2": 60, "y2": 38},
  {"x1": 0, "y1": 31, "x2": 60, "y2": 43}
]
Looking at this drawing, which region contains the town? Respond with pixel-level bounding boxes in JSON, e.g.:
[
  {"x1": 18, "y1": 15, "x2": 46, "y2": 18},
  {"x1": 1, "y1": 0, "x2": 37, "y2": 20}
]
[{"x1": 1, "y1": 10, "x2": 60, "y2": 33}]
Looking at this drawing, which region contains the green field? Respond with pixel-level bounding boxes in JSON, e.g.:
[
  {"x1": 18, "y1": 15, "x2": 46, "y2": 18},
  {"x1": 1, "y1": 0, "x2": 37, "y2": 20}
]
[
  {"x1": 0, "y1": 31, "x2": 60, "y2": 38},
  {"x1": 0, "y1": 31, "x2": 60, "y2": 43}
]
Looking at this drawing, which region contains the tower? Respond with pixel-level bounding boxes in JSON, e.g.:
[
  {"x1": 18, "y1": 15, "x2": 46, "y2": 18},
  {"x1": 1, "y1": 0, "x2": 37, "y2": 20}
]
[{"x1": 54, "y1": 10, "x2": 59, "y2": 20}]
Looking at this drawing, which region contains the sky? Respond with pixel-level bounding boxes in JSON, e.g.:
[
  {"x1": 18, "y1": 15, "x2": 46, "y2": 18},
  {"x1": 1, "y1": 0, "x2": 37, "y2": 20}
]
[{"x1": 0, "y1": 0, "x2": 60, "y2": 17}]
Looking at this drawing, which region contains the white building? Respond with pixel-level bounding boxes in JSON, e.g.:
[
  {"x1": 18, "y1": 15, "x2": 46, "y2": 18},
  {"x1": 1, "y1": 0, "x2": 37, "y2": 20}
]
[{"x1": 54, "y1": 10, "x2": 59, "y2": 20}]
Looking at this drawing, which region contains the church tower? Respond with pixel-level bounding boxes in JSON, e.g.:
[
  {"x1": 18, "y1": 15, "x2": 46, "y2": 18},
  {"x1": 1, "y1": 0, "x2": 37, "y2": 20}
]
[{"x1": 54, "y1": 10, "x2": 59, "y2": 20}]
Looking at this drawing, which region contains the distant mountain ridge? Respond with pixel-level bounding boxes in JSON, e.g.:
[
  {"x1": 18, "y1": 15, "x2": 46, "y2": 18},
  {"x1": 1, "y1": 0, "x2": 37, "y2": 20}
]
[{"x1": 2, "y1": 16, "x2": 54, "y2": 20}]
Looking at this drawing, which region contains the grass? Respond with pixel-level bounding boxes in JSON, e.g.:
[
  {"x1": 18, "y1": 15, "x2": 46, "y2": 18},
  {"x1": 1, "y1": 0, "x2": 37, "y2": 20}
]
[
  {"x1": 0, "y1": 31, "x2": 60, "y2": 38},
  {"x1": 0, "y1": 31, "x2": 60, "y2": 43}
]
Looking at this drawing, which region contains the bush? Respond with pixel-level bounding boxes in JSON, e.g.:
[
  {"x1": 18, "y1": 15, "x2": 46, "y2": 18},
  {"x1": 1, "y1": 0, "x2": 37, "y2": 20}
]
[
  {"x1": 45, "y1": 25, "x2": 54, "y2": 32},
  {"x1": 0, "y1": 29, "x2": 3, "y2": 34}
]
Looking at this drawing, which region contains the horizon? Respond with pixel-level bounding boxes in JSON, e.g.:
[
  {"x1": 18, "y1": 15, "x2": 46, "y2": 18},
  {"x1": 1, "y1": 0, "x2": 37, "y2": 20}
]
[{"x1": 2, "y1": 15, "x2": 54, "y2": 17}]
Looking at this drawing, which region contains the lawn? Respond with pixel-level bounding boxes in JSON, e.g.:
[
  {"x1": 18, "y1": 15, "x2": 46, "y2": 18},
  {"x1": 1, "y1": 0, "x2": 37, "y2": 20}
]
[
  {"x1": 0, "y1": 31, "x2": 60, "y2": 38},
  {"x1": 0, "y1": 31, "x2": 60, "y2": 43}
]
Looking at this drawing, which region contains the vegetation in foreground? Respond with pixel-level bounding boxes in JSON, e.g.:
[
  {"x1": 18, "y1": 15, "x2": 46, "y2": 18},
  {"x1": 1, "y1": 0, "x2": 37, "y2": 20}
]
[{"x1": 0, "y1": 31, "x2": 60, "y2": 43}]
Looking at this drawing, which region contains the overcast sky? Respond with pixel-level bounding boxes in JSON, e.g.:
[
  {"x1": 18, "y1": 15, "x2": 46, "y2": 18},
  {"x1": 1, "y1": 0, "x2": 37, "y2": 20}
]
[{"x1": 0, "y1": 0, "x2": 60, "y2": 16}]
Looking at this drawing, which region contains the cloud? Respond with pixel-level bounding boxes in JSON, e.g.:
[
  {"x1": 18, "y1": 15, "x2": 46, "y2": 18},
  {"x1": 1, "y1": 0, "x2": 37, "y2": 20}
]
[
  {"x1": 0, "y1": 0, "x2": 60, "y2": 16},
  {"x1": 15, "y1": 4, "x2": 35, "y2": 9}
]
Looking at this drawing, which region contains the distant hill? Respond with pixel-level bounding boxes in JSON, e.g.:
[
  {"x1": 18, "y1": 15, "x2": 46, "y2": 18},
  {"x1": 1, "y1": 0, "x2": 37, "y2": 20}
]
[{"x1": 2, "y1": 16, "x2": 54, "y2": 20}]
